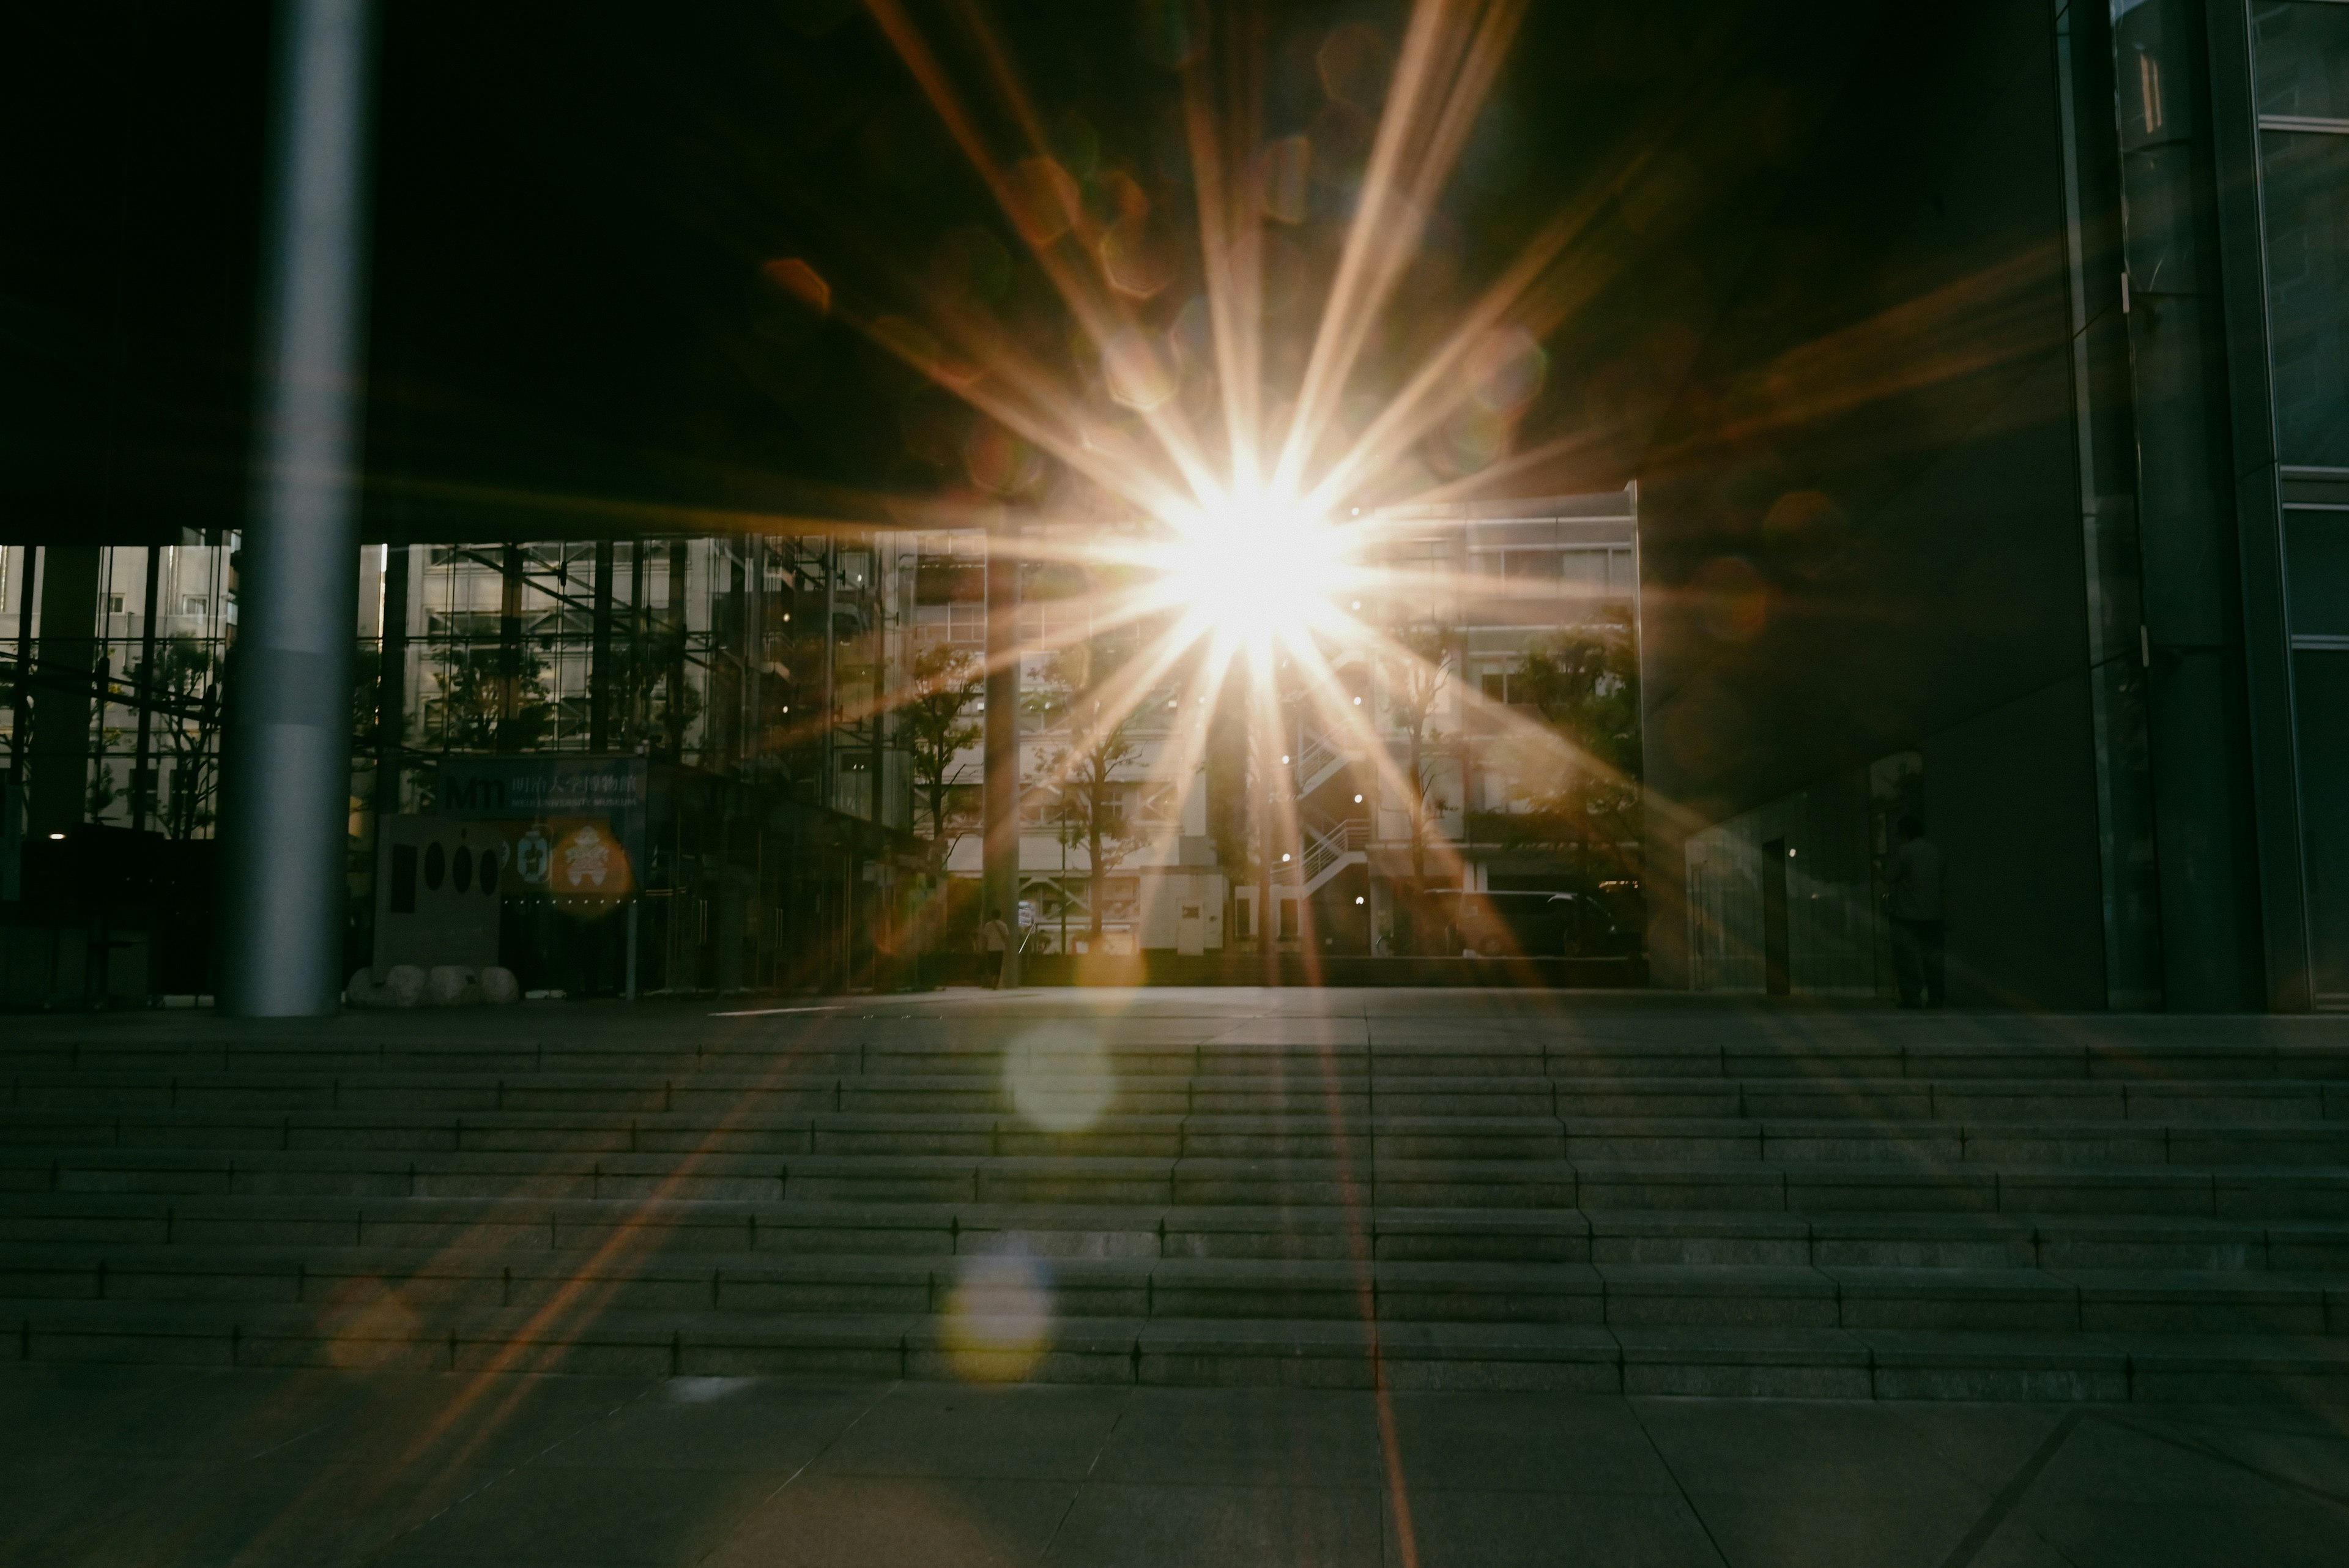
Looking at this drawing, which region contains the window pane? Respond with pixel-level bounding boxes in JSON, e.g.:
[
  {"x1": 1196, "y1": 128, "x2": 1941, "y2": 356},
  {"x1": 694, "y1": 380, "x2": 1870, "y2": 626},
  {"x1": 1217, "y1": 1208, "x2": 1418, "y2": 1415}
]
[
  {"x1": 2293, "y1": 650, "x2": 2349, "y2": 1000},
  {"x1": 2254, "y1": 1, "x2": 2349, "y2": 119},
  {"x1": 2259, "y1": 128, "x2": 2349, "y2": 464},
  {"x1": 2286, "y1": 512, "x2": 2349, "y2": 635}
]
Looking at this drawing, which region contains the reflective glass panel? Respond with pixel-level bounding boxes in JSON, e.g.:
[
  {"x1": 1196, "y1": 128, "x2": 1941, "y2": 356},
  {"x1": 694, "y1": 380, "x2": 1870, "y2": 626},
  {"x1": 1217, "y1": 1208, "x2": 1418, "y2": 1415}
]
[
  {"x1": 2259, "y1": 128, "x2": 2349, "y2": 464},
  {"x1": 2254, "y1": 1, "x2": 2349, "y2": 119},
  {"x1": 2285, "y1": 512, "x2": 2349, "y2": 635},
  {"x1": 2292, "y1": 650, "x2": 2349, "y2": 1001}
]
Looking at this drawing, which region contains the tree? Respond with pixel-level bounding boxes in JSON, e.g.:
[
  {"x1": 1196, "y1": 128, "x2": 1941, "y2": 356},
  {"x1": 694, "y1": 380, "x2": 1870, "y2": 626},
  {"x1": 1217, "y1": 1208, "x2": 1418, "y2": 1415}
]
[
  {"x1": 147, "y1": 637, "x2": 224, "y2": 840},
  {"x1": 85, "y1": 762, "x2": 119, "y2": 822},
  {"x1": 1381, "y1": 625, "x2": 1453, "y2": 888},
  {"x1": 432, "y1": 642, "x2": 552, "y2": 751},
  {"x1": 902, "y1": 642, "x2": 982, "y2": 854},
  {"x1": 2, "y1": 631, "x2": 29, "y2": 779},
  {"x1": 350, "y1": 639, "x2": 384, "y2": 748},
  {"x1": 645, "y1": 627, "x2": 702, "y2": 760},
  {"x1": 1474, "y1": 617, "x2": 1643, "y2": 887},
  {"x1": 1028, "y1": 634, "x2": 1149, "y2": 942}
]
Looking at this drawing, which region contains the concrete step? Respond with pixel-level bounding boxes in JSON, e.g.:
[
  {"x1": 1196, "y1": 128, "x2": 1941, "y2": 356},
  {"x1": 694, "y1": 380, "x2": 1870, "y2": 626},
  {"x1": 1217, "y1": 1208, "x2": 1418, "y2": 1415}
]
[
  {"x1": 4, "y1": 1012, "x2": 2345, "y2": 1396},
  {"x1": 10, "y1": 1143, "x2": 2349, "y2": 1216},
  {"x1": 4, "y1": 1104, "x2": 2344, "y2": 1167},
  {"x1": 16, "y1": 1067, "x2": 2349, "y2": 1120},
  {"x1": 7, "y1": 1238, "x2": 2341, "y2": 1334},
  {"x1": 3, "y1": 1292, "x2": 2346, "y2": 1400},
  {"x1": 0, "y1": 1193, "x2": 1619, "y2": 1262},
  {"x1": 0, "y1": 1244, "x2": 2342, "y2": 1334},
  {"x1": 7, "y1": 1036, "x2": 2347, "y2": 1080},
  {"x1": 2, "y1": 1191, "x2": 2345, "y2": 1278}
]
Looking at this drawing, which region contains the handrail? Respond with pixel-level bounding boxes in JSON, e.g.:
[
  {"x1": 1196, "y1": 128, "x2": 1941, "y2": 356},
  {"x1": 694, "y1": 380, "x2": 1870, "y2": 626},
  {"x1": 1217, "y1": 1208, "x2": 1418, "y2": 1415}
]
[
  {"x1": 1296, "y1": 729, "x2": 1338, "y2": 786},
  {"x1": 1295, "y1": 815, "x2": 1367, "y2": 883}
]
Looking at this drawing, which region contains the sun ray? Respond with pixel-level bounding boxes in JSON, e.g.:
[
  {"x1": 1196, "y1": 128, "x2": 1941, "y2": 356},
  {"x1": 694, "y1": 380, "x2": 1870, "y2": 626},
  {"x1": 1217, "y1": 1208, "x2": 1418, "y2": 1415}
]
[
  {"x1": 807, "y1": 260, "x2": 1200, "y2": 521},
  {"x1": 1272, "y1": 0, "x2": 1527, "y2": 501},
  {"x1": 864, "y1": 0, "x2": 1231, "y2": 510},
  {"x1": 1179, "y1": 0, "x2": 1269, "y2": 494}
]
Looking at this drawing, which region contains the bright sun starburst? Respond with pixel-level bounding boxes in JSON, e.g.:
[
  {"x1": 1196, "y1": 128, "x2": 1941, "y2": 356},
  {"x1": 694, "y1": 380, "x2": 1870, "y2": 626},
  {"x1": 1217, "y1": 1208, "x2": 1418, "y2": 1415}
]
[
  {"x1": 1158, "y1": 492, "x2": 1349, "y2": 645},
  {"x1": 746, "y1": 0, "x2": 1644, "y2": 905}
]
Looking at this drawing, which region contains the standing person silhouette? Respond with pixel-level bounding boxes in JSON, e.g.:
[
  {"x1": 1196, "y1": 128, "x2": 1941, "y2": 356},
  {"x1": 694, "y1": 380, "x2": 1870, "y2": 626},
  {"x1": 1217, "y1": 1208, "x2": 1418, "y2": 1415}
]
[
  {"x1": 1885, "y1": 815, "x2": 1945, "y2": 1008},
  {"x1": 978, "y1": 907, "x2": 1011, "y2": 990}
]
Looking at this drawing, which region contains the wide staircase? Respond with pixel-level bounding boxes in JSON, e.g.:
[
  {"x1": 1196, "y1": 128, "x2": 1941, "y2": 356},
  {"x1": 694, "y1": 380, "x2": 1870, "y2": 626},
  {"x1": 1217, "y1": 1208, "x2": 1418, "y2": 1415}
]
[{"x1": 0, "y1": 1000, "x2": 2345, "y2": 1402}]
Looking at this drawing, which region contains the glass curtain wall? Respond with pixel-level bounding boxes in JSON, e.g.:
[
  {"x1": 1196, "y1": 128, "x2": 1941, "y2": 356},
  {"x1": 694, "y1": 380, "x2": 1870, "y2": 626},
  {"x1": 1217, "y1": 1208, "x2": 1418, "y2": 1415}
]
[
  {"x1": 1683, "y1": 765, "x2": 1888, "y2": 998},
  {"x1": 5, "y1": 530, "x2": 918, "y2": 998},
  {"x1": 2249, "y1": 1, "x2": 2349, "y2": 1007},
  {"x1": 1, "y1": 539, "x2": 239, "y2": 841},
  {"x1": 363, "y1": 533, "x2": 910, "y2": 822}
]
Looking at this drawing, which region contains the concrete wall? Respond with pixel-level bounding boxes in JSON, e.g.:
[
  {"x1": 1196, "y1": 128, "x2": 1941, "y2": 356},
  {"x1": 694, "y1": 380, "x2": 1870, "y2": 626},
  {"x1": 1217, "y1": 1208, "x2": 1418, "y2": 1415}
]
[
  {"x1": 1920, "y1": 674, "x2": 2109, "y2": 1010},
  {"x1": 1639, "y1": 0, "x2": 2112, "y2": 1006}
]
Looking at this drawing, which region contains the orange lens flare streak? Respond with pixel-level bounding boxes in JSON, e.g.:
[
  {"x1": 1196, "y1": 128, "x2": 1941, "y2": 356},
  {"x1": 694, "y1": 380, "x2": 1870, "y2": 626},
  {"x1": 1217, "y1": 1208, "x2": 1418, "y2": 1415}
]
[
  {"x1": 1272, "y1": 0, "x2": 1526, "y2": 502},
  {"x1": 864, "y1": 0, "x2": 1228, "y2": 507},
  {"x1": 1179, "y1": 2, "x2": 1267, "y2": 493}
]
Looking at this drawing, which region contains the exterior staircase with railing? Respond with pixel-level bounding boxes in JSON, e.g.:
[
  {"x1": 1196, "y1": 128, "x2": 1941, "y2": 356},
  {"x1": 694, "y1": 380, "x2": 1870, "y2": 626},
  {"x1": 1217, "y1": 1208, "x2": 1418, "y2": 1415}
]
[
  {"x1": 1294, "y1": 727, "x2": 1348, "y2": 798},
  {"x1": 1273, "y1": 705, "x2": 1373, "y2": 898},
  {"x1": 1284, "y1": 814, "x2": 1367, "y2": 896}
]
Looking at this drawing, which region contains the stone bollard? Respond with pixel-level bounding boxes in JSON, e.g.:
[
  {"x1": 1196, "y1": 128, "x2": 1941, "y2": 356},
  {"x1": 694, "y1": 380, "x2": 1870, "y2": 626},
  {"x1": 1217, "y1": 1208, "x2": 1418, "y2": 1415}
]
[
  {"x1": 347, "y1": 965, "x2": 426, "y2": 1009},
  {"x1": 425, "y1": 965, "x2": 480, "y2": 1006},
  {"x1": 382, "y1": 965, "x2": 425, "y2": 1007}
]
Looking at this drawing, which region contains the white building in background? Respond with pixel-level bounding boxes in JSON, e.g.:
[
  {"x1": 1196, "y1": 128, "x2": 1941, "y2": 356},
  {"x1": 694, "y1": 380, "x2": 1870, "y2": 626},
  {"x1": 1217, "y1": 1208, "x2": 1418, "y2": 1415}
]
[
  {"x1": 917, "y1": 527, "x2": 1223, "y2": 957},
  {"x1": 926, "y1": 487, "x2": 1642, "y2": 957}
]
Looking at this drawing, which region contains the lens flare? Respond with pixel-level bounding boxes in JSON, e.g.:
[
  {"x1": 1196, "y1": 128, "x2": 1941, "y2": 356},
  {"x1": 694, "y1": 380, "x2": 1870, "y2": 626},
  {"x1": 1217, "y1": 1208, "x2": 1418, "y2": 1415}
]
[
  {"x1": 941, "y1": 1250, "x2": 1055, "y2": 1383},
  {"x1": 1004, "y1": 1024, "x2": 1117, "y2": 1132}
]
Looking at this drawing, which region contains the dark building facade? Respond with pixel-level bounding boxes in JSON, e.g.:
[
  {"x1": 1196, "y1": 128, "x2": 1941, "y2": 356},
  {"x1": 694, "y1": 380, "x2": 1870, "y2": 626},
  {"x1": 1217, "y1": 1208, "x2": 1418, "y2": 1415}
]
[{"x1": 1641, "y1": 0, "x2": 2347, "y2": 1013}]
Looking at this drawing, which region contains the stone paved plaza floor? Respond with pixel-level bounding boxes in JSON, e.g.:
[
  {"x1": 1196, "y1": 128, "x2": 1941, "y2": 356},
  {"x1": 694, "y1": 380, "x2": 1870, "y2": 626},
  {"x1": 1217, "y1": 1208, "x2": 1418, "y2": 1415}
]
[
  {"x1": 6, "y1": 987, "x2": 2349, "y2": 1564},
  {"x1": 6, "y1": 1362, "x2": 2349, "y2": 1565}
]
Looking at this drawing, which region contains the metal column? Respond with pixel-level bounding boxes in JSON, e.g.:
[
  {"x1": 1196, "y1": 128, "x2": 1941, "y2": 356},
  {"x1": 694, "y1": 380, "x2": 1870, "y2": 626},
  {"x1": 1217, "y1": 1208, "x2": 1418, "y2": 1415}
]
[
  {"x1": 1256, "y1": 701, "x2": 1275, "y2": 983},
  {"x1": 626, "y1": 539, "x2": 646, "y2": 739},
  {"x1": 497, "y1": 544, "x2": 524, "y2": 748},
  {"x1": 217, "y1": 0, "x2": 376, "y2": 1016},
  {"x1": 2109, "y1": 0, "x2": 2269, "y2": 1008},
  {"x1": 131, "y1": 546, "x2": 161, "y2": 831},
  {"x1": 822, "y1": 536, "x2": 838, "y2": 808},
  {"x1": 589, "y1": 540, "x2": 615, "y2": 752},
  {"x1": 982, "y1": 515, "x2": 1022, "y2": 987},
  {"x1": 7, "y1": 546, "x2": 36, "y2": 787},
  {"x1": 666, "y1": 540, "x2": 688, "y2": 760},
  {"x1": 2, "y1": 546, "x2": 35, "y2": 901},
  {"x1": 2053, "y1": 0, "x2": 2166, "y2": 1009},
  {"x1": 27, "y1": 545, "x2": 100, "y2": 840},
  {"x1": 372, "y1": 544, "x2": 409, "y2": 823}
]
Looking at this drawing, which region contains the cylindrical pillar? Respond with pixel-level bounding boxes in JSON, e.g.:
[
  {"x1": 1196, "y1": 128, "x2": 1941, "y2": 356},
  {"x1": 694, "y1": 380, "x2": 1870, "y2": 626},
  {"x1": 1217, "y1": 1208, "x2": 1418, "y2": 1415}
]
[
  {"x1": 2110, "y1": 0, "x2": 2266, "y2": 1009},
  {"x1": 982, "y1": 515, "x2": 1022, "y2": 986},
  {"x1": 217, "y1": 0, "x2": 376, "y2": 1016}
]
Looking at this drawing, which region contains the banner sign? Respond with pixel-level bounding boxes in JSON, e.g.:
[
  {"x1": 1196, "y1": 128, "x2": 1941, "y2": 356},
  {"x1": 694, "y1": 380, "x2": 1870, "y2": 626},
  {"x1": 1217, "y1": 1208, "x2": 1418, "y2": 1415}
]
[{"x1": 437, "y1": 757, "x2": 648, "y2": 904}]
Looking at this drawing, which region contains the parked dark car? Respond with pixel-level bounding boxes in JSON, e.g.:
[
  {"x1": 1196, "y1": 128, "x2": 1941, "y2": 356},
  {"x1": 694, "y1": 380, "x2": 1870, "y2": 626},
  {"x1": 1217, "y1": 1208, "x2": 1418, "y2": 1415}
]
[{"x1": 1424, "y1": 888, "x2": 1641, "y2": 959}]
